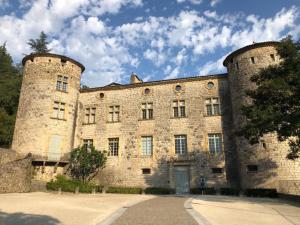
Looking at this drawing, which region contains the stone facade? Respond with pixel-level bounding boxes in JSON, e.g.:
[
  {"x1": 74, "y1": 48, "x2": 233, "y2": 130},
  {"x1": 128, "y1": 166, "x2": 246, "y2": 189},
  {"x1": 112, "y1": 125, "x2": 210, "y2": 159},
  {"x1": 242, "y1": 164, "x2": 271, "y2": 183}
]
[
  {"x1": 11, "y1": 42, "x2": 300, "y2": 195},
  {"x1": 0, "y1": 148, "x2": 32, "y2": 193}
]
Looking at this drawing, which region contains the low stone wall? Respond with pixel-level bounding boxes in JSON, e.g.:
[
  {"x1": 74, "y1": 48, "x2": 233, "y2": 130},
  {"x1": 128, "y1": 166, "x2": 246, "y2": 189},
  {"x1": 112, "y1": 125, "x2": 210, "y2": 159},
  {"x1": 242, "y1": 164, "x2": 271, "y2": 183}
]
[{"x1": 0, "y1": 148, "x2": 32, "y2": 193}]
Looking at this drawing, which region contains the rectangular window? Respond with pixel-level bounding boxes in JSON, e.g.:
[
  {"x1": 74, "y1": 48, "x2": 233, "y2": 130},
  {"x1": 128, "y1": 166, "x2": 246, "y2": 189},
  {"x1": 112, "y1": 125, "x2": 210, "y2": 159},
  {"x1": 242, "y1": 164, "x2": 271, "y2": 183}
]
[
  {"x1": 108, "y1": 105, "x2": 120, "y2": 122},
  {"x1": 56, "y1": 75, "x2": 68, "y2": 92},
  {"x1": 250, "y1": 57, "x2": 255, "y2": 64},
  {"x1": 235, "y1": 62, "x2": 239, "y2": 70},
  {"x1": 142, "y1": 168, "x2": 151, "y2": 174},
  {"x1": 84, "y1": 107, "x2": 96, "y2": 124},
  {"x1": 142, "y1": 103, "x2": 153, "y2": 120},
  {"x1": 247, "y1": 165, "x2": 258, "y2": 172},
  {"x1": 108, "y1": 138, "x2": 119, "y2": 156},
  {"x1": 173, "y1": 100, "x2": 186, "y2": 118},
  {"x1": 52, "y1": 101, "x2": 65, "y2": 119},
  {"x1": 141, "y1": 136, "x2": 153, "y2": 156},
  {"x1": 208, "y1": 134, "x2": 222, "y2": 154},
  {"x1": 206, "y1": 98, "x2": 220, "y2": 116},
  {"x1": 175, "y1": 135, "x2": 187, "y2": 155},
  {"x1": 270, "y1": 54, "x2": 275, "y2": 61},
  {"x1": 212, "y1": 168, "x2": 223, "y2": 174},
  {"x1": 83, "y1": 139, "x2": 93, "y2": 149}
]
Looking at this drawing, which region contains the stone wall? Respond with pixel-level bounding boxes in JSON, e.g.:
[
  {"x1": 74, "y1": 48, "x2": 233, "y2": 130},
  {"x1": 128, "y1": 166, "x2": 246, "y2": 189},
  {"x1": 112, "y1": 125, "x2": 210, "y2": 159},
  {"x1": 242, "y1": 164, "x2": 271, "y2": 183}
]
[{"x1": 0, "y1": 148, "x2": 32, "y2": 193}]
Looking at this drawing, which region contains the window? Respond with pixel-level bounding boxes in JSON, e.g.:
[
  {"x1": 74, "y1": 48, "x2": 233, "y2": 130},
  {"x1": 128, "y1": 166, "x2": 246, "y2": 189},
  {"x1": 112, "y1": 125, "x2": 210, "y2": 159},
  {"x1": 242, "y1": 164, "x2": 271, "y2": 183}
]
[
  {"x1": 207, "y1": 82, "x2": 214, "y2": 89},
  {"x1": 142, "y1": 168, "x2": 151, "y2": 174},
  {"x1": 270, "y1": 54, "x2": 276, "y2": 61},
  {"x1": 206, "y1": 98, "x2": 220, "y2": 116},
  {"x1": 83, "y1": 139, "x2": 93, "y2": 149},
  {"x1": 100, "y1": 93, "x2": 104, "y2": 98},
  {"x1": 175, "y1": 85, "x2": 182, "y2": 91},
  {"x1": 142, "y1": 103, "x2": 153, "y2": 120},
  {"x1": 84, "y1": 108, "x2": 96, "y2": 124},
  {"x1": 250, "y1": 57, "x2": 255, "y2": 64},
  {"x1": 212, "y1": 168, "x2": 223, "y2": 174},
  {"x1": 247, "y1": 165, "x2": 258, "y2": 172},
  {"x1": 235, "y1": 62, "x2": 239, "y2": 70},
  {"x1": 144, "y1": 88, "x2": 150, "y2": 94},
  {"x1": 52, "y1": 101, "x2": 65, "y2": 119},
  {"x1": 141, "y1": 136, "x2": 153, "y2": 156},
  {"x1": 108, "y1": 105, "x2": 120, "y2": 122},
  {"x1": 56, "y1": 75, "x2": 68, "y2": 92},
  {"x1": 108, "y1": 138, "x2": 119, "y2": 156},
  {"x1": 175, "y1": 135, "x2": 187, "y2": 155},
  {"x1": 208, "y1": 134, "x2": 222, "y2": 154},
  {"x1": 173, "y1": 100, "x2": 186, "y2": 118}
]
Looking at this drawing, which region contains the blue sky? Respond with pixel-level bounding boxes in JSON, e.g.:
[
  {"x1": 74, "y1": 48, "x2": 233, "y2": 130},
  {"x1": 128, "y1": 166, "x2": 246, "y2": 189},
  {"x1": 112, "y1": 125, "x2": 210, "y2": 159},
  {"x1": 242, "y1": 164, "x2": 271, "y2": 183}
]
[{"x1": 0, "y1": 0, "x2": 299, "y2": 87}]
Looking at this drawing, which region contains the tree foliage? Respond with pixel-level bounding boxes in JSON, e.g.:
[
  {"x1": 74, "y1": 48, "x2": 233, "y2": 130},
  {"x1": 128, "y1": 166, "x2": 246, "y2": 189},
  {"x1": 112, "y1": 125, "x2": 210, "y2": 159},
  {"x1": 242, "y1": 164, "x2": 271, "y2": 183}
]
[
  {"x1": 0, "y1": 44, "x2": 22, "y2": 148},
  {"x1": 69, "y1": 145, "x2": 107, "y2": 183},
  {"x1": 238, "y1": 36, "x2": 300, "y2": 160},
  {"x1": 27, "y1": 31, "x2": 51, "y2": 53}
]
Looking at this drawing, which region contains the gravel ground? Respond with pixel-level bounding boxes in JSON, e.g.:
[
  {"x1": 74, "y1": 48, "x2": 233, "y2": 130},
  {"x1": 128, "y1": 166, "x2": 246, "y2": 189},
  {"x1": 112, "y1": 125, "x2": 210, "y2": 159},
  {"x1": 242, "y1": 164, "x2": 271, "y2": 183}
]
[{"x1": 111, "y1": 196, "x2": 198, "y2": 225}]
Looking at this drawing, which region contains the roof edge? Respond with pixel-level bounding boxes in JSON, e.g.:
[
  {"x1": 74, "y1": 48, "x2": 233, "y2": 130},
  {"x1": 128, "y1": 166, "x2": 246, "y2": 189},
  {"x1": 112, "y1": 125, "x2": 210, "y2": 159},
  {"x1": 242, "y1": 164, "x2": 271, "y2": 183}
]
[
  {"x1": 80, "y1": 73, "x2": 228, "y2": 93},
  {"x1": 223, "y1": 41, "x2": 280, "y2": 67},
  {"x1": 22, "y1": 53, "x2": 85, "y2": 72}
]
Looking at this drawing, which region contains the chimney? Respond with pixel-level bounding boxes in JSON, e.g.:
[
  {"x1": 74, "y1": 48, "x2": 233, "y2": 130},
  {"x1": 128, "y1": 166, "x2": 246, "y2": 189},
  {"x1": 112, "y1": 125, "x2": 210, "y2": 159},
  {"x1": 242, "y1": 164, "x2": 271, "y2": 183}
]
[{"x1": 130, "y1": 73, "x2": 143, "y2": 84}]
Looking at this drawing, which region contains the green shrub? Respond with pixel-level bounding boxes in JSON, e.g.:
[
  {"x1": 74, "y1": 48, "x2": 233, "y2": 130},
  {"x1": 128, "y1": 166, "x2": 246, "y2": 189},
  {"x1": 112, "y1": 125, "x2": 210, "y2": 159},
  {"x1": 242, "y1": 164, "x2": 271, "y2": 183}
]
[
  {"x1": 220, "y1": 188, "x2": 240, "y2": 196},
  {"x1": 244, "y1": 188, "x2": 278, "y2": 198},
  {"x1": 106, "y1": 186, "x2": 142, "y2": 194},
  {"x1": 144, "y1": 187, "x2": 175, "y2": 195},
  {"x1": 190, "y1": 187, "x2": 216, "y2": 195},
  {"x1": 46, "y1": 175, "x2": 102, "y2": 193}
]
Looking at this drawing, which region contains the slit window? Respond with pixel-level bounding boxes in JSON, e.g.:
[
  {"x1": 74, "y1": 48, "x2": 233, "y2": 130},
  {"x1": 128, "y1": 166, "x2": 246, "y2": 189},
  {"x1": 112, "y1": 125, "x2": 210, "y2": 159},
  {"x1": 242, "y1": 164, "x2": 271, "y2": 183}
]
[
  {"x1": 270, "y1": 54, "x2": 275, "y2": 61},
  {"x1": 250, "y1": 57, "x2": 255, "y2": 64},
  {"x1": 235, "y1": 62, "x2": 239, "y2": 70}
]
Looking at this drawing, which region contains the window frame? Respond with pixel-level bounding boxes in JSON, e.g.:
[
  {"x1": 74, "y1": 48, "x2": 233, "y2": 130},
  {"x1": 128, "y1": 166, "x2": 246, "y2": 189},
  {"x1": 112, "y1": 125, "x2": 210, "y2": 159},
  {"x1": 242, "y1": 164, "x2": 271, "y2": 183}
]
[
  {"x1": 173, "y1": 100, "x2": 186, "y2": 118},
  {"x1": 141, "y1": 136, "x2": 153, "y2": 156},
  {"x1": 84, "y1": 107, "x2": 96, "y2": 124},
  {"x1": 141, "y1": 103, "x2": 153, "y2": 120},
  {"x1": 208, "y1": 133, "x2": 222, "y2": 154},
  {"x1": 175, "y1": 135, "x2": 187, "y2": 155},
  {"x1": 205, "y1": 97, "x2": 221, "y2": 116},
  {"x1": 52, "y1": 101, "x2": 66, "y2": 120},
  {"x1": 83, "y1": 139, "x2": 93, "y2": 149},
  {"x1": 108, "y1": 105, "x2": 120, "y2": 122},
  {"x1": 108, "y1": 138, "x2": 119, "y2": 156},
  {"x1": 56, "y1": 75, "x2": 68, "y2": 92}
]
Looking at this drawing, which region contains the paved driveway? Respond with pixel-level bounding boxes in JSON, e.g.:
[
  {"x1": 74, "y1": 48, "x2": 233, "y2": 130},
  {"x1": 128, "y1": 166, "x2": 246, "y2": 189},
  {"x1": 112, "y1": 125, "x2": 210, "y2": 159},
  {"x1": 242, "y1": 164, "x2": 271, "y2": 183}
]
[{"x1": 191, "y1": 195, "x2": 300, "y2": 225}]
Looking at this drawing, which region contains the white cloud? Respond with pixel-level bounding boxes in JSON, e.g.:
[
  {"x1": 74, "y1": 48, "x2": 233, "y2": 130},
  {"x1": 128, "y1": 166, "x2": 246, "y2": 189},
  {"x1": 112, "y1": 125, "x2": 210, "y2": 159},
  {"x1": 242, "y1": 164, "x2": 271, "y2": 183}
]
[
  {"x1": 164, "y1": 66, "x2": 180, "y2": 79},
  {"x1": 177, "y1": 0, "x2": 203, "y2": 5},
  {"x1": 210, "y1": 0, "x2": 221, "y2": 7},
  {"x1": 198, "y1": 55, "x2": 225, "y2": 75}
]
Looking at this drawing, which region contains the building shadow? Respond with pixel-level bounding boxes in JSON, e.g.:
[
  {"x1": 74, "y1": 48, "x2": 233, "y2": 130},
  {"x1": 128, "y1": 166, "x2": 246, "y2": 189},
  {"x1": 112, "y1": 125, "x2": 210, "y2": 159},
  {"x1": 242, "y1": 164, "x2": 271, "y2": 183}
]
[{"x1": 0, "y1": 211, "x2": 60, "y2": 225}]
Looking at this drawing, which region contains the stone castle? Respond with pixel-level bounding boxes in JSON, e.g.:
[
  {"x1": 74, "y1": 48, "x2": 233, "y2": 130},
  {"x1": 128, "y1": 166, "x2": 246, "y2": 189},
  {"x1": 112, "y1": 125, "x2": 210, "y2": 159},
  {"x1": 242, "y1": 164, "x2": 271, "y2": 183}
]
[{"x1": 12, "y1": 41, "x2": 300, "y2": 195}]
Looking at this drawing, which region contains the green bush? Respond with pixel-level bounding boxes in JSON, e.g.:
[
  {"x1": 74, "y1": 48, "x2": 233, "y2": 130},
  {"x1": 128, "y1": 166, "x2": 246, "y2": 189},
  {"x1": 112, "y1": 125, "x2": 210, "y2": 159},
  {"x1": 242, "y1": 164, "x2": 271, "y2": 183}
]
[
  {"x1": 144, "y1": 187, "x2": 175, "y2": 195},
  {"x1": 46, "y1": 175, "x2": 102, "y2": 193},
  {"x1": 220, "y1": 188, "x2": 240, "y2": 196},
  {"x1": 106, "y1": 186, "x2": 142, "y2": 194},
  {"x1": 244, "y1": 188, "x2": 278, "y2": 198},
  {"x1": 190, "y1": 187, "x2": 216, "y2": 195}
]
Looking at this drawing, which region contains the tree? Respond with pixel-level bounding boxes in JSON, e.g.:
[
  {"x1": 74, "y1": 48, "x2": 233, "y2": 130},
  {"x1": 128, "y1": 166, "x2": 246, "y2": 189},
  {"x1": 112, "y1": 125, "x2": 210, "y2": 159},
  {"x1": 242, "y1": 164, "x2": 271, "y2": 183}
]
[
  {"x1": 69, "y1": 145, "x2": 107, "y2": 183},
  {"x1": 27, "y1": 31, "x2": 51, "y2": 53},
  {"x1": 0, "y1": 43, "x2": 22, "y2": 148},
  {"x1": 237, "y1": 36, "x2": 300, "y2": 160}
]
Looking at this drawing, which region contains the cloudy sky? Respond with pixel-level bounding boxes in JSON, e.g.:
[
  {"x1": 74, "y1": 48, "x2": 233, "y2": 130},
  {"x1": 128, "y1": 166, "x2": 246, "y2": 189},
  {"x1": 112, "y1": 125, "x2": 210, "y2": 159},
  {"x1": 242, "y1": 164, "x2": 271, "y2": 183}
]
[{"x1": 0, "y1": 0, "x2": 299, "y2": 87}]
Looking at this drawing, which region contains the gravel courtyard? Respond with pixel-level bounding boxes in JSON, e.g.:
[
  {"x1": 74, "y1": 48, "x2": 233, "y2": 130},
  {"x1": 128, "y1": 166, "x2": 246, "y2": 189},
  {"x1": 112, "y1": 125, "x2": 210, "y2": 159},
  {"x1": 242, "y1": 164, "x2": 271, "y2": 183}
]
[{"x1": 0, "y1": 193, "x2": 299, "y2": 225}]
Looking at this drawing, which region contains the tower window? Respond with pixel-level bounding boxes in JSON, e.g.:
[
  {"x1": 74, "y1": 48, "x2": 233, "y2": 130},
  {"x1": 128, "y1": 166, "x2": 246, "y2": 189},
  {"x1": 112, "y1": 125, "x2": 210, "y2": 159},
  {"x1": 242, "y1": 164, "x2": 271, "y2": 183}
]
[
  {"x1": 56, "y1": 75, "x2": 68, "y2": 92},
  {"x1": 144, "y1": 88, "x2": 150, "y2": 94},
  {"x1": 108, "y1": 138, "x2": 119, "y2": 156},
  {"x1": 208, "y1": 133, "x2": 222, "y2": 154},
  {"x1": 205, "y1": 98, "x2": 220, "y2": 116},
  {"x1": 235, "y1": 62, "x2": 239, "y2": 70},
  {"x1": 84, "y1": 107, "x2": 96, "y2": 124},
  {"x1": 142, "y1": 103, "x2": 153, "y2": 120},
  {"x1": 173, "y1": 100, "x2": 186, "y2": 118},
  {"x1": 108, "y1": 105, "x2": 120, "y2": 122},
  {"x1": 250, "y1": 57, "x2": 255, "y2": 64},
  {"x1": 52, "y1": 101, "x2": 65, "y2": 120},
  {"x1": 247, "y1": 165, "x2": 258, "y2": 172},
  {"x1": 61, "y1": 58, "x2": 67, "y2": 66},
  {"x1": 83, "y1": 139, "x2": 93, "y2": 149},
  {"x1": 175, "y1": 85, "x2": 182, "y2": 91}
]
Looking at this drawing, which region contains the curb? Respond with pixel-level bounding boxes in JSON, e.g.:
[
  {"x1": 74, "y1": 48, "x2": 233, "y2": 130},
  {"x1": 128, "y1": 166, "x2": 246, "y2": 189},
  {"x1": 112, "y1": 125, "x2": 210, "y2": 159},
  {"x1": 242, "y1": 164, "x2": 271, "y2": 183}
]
[{"x1": 184, "y1": 198, "x2": 212, "y2": 225}]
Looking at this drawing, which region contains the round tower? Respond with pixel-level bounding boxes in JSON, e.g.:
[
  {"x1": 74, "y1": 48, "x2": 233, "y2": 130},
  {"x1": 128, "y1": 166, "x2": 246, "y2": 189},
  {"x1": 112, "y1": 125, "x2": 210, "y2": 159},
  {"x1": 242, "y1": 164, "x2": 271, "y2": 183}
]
[
  {"x1": 12, "y1": 53, "x2": 85, "y2": 162},
  {"x1": 224, "y1": 42, "x2": 300, "y2": 194}
]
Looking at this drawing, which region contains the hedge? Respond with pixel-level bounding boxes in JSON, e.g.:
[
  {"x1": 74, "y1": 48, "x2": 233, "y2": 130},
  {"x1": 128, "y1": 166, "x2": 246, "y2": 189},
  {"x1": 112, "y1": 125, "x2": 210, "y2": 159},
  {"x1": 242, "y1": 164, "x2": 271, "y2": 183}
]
[
  {"x1": 106, "y1": 186, "x2": 143, "y2": 194},
  {"x1": 190, "y1": 187, "x2": 216, "y2": 195},
  {"x1": 220, "y1": 188, "x2": 240, "y2": 196},
  {"x1": 144, "y1": 187, "x2": 175, "y2": 195},
  {"x1": 244, "y1": 188, "x2": 278, "y2": 198},
  {"x1": 46, "y1": 175, "x2": 101, "y2": 193}
]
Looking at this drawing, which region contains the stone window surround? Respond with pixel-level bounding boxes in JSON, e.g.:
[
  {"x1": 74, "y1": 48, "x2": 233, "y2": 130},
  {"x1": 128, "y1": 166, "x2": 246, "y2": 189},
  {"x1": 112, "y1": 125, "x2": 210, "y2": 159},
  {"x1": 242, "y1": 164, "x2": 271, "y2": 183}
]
[
  {"x1": 208, "y1": 133, "x2": 223, "y2": 155},
  {"x1": 108, "y1": 138, "x2": 119, "y2": 156},
  {"x1": 172, "y1": 100, "x2": 186, "y2": 118},
  {"x1": 205, "y1": 97, "x2": 221, "y2": 116},
  {"x1": 51, "y1": 101, "x2": 66, "y2": 120},
  {"x1": 141, "y1": 136, "x2": 153, "y2": 156},
  {"x1": 83, "y1": 107, "x2": 96, "y2": 125},
  {"x1": 108, "y1": 105, "x2": 120, "y2": 123},
  {"x1": 175, "y1": 135, "x2": 187, "y2": 155},
  {"x1": 56, "y1": 75, "x2": 68, "y2": 93},
  {"x1": 141, "y1": 102, "x2": 153, "y2": 120}
]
